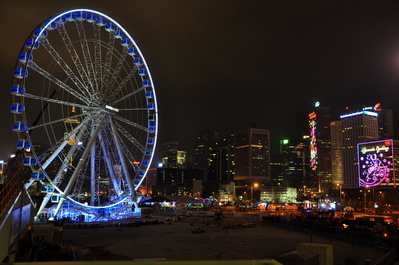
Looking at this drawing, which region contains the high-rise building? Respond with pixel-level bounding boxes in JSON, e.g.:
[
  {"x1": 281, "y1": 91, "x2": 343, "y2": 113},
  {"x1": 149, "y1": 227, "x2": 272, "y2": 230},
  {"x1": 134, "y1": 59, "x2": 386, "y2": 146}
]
[
  {"x1": 341, "y1": 111, "x2": 379, "y2": 188},
  {"x1": 234, "y1": 128, "x2": 270, "y2": 184},
  {"x1": 308, "y1": 104, "x2": 332, "y2": 193},
  {"x1": 162, "y1": 142, "x2": 186, "y2": 168},
  {"x1": 194, "y1": 129, "x2": 218, "y2": 178},
  {"x1": 208, "y1": 134, "x2": 235, "y2": 182},
  {"x1": 280, "y1": 138, "x2": 310, "y2": 190},
  {"x1": 330, "y1": 120, "x2": 343, "y2": 187}
]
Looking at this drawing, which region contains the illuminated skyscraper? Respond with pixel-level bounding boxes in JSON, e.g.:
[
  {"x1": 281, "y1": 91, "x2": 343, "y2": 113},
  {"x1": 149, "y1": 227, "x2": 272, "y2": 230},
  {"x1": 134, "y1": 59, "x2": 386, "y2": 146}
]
[
  {"x1": 280, "y1": 138, "x2": 310, "y2": 190},
  {"x1": 330, "y1": 120, "x2": 343, "y2": 187},
  {"x1": 308, "y1": 104, "x2": 332, "y2": 193},
  {"x1": 162, "y1": 142, "x2": 186, "y2": 169},
  {"x1": 208, "y1": 134, "x2": 234, "y2": 182},
  {"x1": 234, "y1": 128, "x2": 270, "y2": 184},
  {"x1": 340, "y1": 111, "x2": 379, "y2": 188}
]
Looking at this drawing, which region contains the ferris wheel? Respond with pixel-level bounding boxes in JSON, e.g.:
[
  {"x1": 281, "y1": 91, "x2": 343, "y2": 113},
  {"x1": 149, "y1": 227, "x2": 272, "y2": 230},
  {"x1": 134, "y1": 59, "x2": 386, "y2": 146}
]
[{"x1": 11, "y1": 9, "x2": 158, "y2": 221}]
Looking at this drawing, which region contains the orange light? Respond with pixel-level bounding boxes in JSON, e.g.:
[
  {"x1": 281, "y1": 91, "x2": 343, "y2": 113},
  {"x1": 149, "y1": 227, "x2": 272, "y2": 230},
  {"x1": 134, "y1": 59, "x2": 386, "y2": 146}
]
[
  {"x1": 384, "y1": 233, "x2": 388, "y2": 237},
  {"x1": 133, "y1": 161, "x2": 140, "y2": 165}
]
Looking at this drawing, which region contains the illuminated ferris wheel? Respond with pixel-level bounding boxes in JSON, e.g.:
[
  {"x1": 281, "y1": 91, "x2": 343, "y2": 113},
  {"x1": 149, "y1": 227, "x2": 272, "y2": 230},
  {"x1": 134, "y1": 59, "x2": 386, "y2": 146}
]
[{"x1": 11, "y1": 9, "x2": 158, "y2": 221}]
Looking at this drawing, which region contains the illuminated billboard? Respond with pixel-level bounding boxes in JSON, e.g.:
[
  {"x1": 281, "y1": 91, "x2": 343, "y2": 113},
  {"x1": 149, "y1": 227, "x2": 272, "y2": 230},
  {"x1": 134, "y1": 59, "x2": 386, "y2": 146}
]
[
  {"x1": 358, "y1": 140, "x2": 395, "y2": 187},
  {"x1": 308, "y1": 111, "x2": 317, "y2": 171}
]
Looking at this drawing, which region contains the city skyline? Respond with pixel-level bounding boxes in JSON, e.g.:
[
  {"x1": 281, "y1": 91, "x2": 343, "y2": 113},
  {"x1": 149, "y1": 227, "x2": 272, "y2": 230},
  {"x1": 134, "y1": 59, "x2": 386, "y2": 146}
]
[{"x1": 1, "y1": 1, "x2": 399, "y2": 163}]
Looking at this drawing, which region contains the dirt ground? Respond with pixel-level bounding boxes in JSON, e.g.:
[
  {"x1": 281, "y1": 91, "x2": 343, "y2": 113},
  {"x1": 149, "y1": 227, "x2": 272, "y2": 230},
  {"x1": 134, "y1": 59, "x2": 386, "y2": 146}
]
[{"x1": 61, "y1": 216, "x2": 391, "y2": 264}]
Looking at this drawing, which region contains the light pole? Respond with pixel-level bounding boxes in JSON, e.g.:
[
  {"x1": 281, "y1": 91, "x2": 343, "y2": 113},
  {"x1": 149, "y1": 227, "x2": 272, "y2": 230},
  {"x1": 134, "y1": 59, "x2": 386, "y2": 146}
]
[
  {"x1": 251, "y1": 183, "x2": 259, "y2": 207},
  {"x1": 337, "y1": 184, "x2": 342, "y2": 211}
]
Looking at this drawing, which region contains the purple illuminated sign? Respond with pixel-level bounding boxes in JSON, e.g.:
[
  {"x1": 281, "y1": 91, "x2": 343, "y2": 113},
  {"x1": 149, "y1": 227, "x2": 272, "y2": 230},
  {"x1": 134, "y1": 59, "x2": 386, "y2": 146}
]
[{"x1": 358, "y1": 140, "x2": 394, "y2": 187}]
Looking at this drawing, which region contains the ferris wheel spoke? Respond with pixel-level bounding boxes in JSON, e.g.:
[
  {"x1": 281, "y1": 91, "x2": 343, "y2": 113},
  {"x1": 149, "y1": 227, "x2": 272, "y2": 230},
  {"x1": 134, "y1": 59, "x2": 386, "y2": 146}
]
[
  {"x1": 56, "y1": 22, "x2": 95, "y2": 94},
  {"x1": 107, "y1": 47, "x2": 129, "y2": 91},
  {"x1": 98, "y1": 130, "x2": 122, "y2": 196},
  {"x1": 112, "y1": 114, "x2": 148, "y2": 132},
  {"x1": 93, "y1": 23, "x2": 103, "y2": 93},
  {"x1": 102, "y1": 32, "x2": 116, "y2": 89},
  {"x1": 108, "y1": 67, "x2": 138, "y2": 100},
  {"x1": 39, "y1": 38, "x2": 94, "y2": 98},
  {"x1": 23, "y1": 92, "x2": 99, "y2": 112},
  {"x1": 29, "y1": 112, "x2": 87, "y2": 135},
  {"x1": 119, "y1": 108, "x2": 148, "y2": 111},
  {"x1": 110, "y1": 86, "x2": 145, "y2": 105},
  {"x1": 114, "y1": 121, "x2": 145, "y2": 153},
  {"x1": 26, "y1": 61, "x2": 88, "y2": 103},
  {"x1": 75, "y1": 20, "x2": 97, "y2": 93},
  {"x1": 109, "y1": 117, "x2": 134, "y2": 193}
]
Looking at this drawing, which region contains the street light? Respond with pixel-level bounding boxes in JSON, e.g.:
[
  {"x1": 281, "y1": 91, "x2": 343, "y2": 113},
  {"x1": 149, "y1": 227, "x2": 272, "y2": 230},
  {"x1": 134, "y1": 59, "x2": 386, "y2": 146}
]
[
  {"x1": 251, "y1": 183, "x2": 259, "y2": 207},
  {"x1": 337, "y1": 184, "x2": 342, "y2": 211}
]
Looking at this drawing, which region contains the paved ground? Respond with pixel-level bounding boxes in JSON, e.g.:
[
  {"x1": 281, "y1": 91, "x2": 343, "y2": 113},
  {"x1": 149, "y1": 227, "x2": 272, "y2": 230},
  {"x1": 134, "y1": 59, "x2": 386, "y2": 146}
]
[{"x1": 62, "y1": 216, "x2": 391, "y2": 264}]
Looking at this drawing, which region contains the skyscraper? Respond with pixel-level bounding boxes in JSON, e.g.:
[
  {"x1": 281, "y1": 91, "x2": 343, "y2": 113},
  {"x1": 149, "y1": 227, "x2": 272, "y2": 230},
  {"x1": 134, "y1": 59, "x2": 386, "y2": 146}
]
[
  {"x1": 308, "y1": 104, "x2": 332, "y2": 193},
  {"x1": 194, "y1": 129, "x2": 218, "y2": 178},
  {"x1": 208, "y1": 134, "x2": 234, "y2": 182},
  {"x1": 234, "y1": 128, "x2": 270, "y2": 184},
  {"x1": 340, "y1": 111, "x2": 379, "y2": 188},
  {"x1": 161, "y1": 142, "x2": 186, "y2": 169},
  {"x1": 330, "y1": 120, "x2": 343, "y2": 187},
  {"x1": 280, "y1": 138, "x2": 310, "y2": 190}
]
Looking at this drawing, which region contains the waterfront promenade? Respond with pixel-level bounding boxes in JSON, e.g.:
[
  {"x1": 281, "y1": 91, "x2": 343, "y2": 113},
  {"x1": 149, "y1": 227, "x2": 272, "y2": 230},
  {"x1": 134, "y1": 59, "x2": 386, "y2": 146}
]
[{"x1": 61, "y1": 215, "x2": 391, "y2": 265}]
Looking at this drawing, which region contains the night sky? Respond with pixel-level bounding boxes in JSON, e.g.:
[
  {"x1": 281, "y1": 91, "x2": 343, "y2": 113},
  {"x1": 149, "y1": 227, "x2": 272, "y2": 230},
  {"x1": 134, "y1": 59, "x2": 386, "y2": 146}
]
[{"x1": 1, "y1": 1, "x2": 399, "y2": 164}]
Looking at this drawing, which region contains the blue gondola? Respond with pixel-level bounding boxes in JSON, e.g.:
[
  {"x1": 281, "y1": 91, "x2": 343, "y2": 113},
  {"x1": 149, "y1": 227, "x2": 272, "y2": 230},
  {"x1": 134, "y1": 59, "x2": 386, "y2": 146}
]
[
  {"x1": 147, "y1": 138, "x2": 154, "y2": 144},
  {"x1": 86, "y1": 13, "x2": 97, "y2": 23},
  {"x1": 134, "y1": 58, "x2": 144, "y2": 66},
  {"x1": 11, "y1": 85, "x2": 25, "y2": 96},
  {"x1": 138, "y1": 69, "x2": 148, "y2": 76},
  {"x1": 33, "y1": 28, "x2": 48, "y2": 39},
  {"x1": 41, "y1": 185, "x2": 54, "y2": 193},
  {"x1": 114, "y1": 30, "x2": 124, "y2": 39},
  {"x1": 12, "y1": 122, "x2": 27, "y2": 132},
  {"x1": 138, "y1": 171, "x2": 145, "y2": 177},
  {"x1": 74, "y1": 11, "x2": 86, "y2": 21},
  {"x1": 145, "y1": 149, "x2": 152, "y2": 156},
  {"x1": 54, "y1": 16, "x2": 66, "y2": 25},
  {"x1": 148, "y1": 125, "x2": 155, "y2": 133},
  {"x1": 24, "y1": 157, "x2": 38, "y2": 166},
  {"x1": 25, "y1": 39, "x2": 40, "y2": 49},
  {"x1": 96, "y1": 17, "x2": 106, "y2": 26},
  {"x1": 147, "y1": 103, "x2": 155, "y2": 110},
  {"x1": 142, "y1": 80, "x2": 152, "y2": 87},
  {"x1": 134, "y1": 180, "x2": 140, "y2": 186},
  {"x1": 64, "y1": 12, "x2": 76, "y2": 21},
  {"x1": 10, "y1": 103, "x2": 25, "y2": 114},
  {"x1": 32, "y1": 172, "x2": 45, "y2": 180},
  {"x1": 44, "y1": 20, "x2": 57, "y2": 30},
  {"x1": 142, "y1": 161, "x2": 149, "y2": 167},
  {"x1": 51, "y1": 195, "x2": 60, "y2": 203},
  {"x1": 128, "y1": 48, "x2": 138, "y2": 56},
  {"x1": 17, "y1": 140, "x2": 32, "y2": 150},
  {"x1": 14, "y1": 68, "x2": 28, "y2": 79},
  {"x1": 105, "y1": 23, "x2": 115, "y2": 32},
  {"x1": 18, "y1": 53, "x2": 33, "y2": 63},
  {"x1": 121, "y1": 38, "x2": 131, "y2": 47},
  {"x1": 145, "y1": 91, "x2": 154, "y2": 98}
]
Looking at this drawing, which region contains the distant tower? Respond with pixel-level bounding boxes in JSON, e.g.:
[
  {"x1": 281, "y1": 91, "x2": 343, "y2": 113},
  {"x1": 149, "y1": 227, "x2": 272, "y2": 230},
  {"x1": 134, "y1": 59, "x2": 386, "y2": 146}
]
[
  {"x1": 340, "y1": 111, "x2": 379, "y2": 188},
  {"x1": 194, "y1": 129, "x2": 218, "y2": 178},
  {"x1": 280, "y1": 138, "x2": 310, "y2": 190},
  {"x1": 330, "y1": 120, "x2": 343, "y2": 187},
  {"x1": 162, "y1": 142, "x2": 186, "y2": 168},
  {"x1": 308, "y1": 103, "x2": 332, "y2": 193},
  {"x1": 208, "y1": 134, "x2": 235, "y2": 182},
  {"x1": 234, "y1": 128, "x2": 270, "y2": 184}
]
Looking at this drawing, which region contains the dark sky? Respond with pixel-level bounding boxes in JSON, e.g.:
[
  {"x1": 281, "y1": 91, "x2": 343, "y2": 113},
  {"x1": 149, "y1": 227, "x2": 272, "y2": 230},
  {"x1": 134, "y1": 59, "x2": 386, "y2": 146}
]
[{"x1": 1, "y1": 1, "x2": 399, "y2": 163}]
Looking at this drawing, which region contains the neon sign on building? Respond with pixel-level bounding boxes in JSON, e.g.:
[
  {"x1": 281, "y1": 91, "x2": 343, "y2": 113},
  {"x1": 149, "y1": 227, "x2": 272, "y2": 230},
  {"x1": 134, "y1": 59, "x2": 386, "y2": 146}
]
[
  {"x1": 358, "y1": 139, "x2": 395, "y2": 187},
  {"x1": 309, "y1": 111, "x2": 317, "y2": 171}
]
